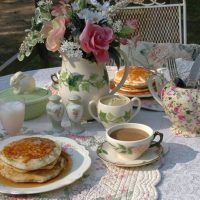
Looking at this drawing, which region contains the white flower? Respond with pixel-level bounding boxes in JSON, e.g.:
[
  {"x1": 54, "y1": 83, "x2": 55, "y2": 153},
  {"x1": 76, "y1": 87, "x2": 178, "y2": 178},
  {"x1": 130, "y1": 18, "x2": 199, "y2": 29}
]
[
  {"x1": 77, "y1": 9, "x2": 105, "y2": 23},
  {"x1": 89, "y1": 0, "x2": 109, "y2": 11},
  {"x1": 60, "y1": 41, "x2": 83, "y2": 58},
  {"x1": 112, "y1": 20, "x2": 123, "y2": 33},
  {"x1": 37, "y1": 0, "x2": 52, "y2": 7},
  {"x1": 71, "y1": 2, "x2": 80, "y2": 11}
]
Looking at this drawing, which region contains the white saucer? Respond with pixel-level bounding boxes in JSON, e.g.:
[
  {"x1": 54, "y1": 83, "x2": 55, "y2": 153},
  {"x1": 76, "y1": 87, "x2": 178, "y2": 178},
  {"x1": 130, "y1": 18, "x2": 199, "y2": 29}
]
[{"x1": 97, "y1": 141, "x2": 163, "y2": 167}]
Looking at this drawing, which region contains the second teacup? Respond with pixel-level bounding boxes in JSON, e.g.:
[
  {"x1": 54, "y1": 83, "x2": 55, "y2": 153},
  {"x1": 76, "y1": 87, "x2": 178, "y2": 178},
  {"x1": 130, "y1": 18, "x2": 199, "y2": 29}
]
[
  {"x1": 106, "y1": 123, "x2": 163, "y2": 160},
  {"x1": 88, "y1": 94, "x2": 141, "y2": 128}
]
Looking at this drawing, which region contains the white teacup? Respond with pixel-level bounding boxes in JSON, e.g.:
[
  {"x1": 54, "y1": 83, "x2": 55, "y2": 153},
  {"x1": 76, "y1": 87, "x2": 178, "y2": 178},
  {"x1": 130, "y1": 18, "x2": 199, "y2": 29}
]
[
  {"x1": 106, "y1": 123, "x2": 163, "y2": 160},
  {"x1": 88, "y1": 95, "x2": 141, "y2": 128}
]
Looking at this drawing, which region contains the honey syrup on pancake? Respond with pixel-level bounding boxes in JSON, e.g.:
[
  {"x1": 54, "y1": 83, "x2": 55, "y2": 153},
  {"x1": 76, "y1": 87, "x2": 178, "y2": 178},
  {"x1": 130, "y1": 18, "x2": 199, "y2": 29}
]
[
  {"x1": 0, "y1": 152, "x2": 72, "y2": 188},
  {"x1": 2, "y1": 137, "x2": 56, "y2": 162}
]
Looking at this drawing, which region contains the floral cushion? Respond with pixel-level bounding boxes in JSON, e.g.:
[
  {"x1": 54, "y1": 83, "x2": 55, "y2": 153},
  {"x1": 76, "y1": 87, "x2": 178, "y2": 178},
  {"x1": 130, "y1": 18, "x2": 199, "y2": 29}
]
[{"x1": 121, "y1": 41, "x2": 200, "y2": 70}]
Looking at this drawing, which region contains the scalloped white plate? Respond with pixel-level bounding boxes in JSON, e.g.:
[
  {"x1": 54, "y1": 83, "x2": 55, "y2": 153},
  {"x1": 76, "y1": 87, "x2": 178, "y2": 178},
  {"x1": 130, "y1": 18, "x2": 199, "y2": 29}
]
[{"x1": 0, "y1": 135, "x2": 91, "y2": 194}]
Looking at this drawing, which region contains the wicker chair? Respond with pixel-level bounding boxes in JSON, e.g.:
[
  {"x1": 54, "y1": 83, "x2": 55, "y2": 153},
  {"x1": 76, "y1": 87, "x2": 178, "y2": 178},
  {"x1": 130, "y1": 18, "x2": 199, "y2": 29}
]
[{"x1": 113, "y1": 0, "x2": 187, "y2": 44}]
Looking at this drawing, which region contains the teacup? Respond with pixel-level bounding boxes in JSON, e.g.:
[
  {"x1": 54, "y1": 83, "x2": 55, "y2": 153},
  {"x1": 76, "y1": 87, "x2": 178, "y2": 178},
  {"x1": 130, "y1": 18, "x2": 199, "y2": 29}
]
[
  {"x1": 88, "y1": 94, "x2": 141, "y2": 128},
  {"x1": 148, "y1": 76, "x2": 200, "y2": 137},
  {"x1": 106, "y1": 123, "x2": 163, "y2": 160}
]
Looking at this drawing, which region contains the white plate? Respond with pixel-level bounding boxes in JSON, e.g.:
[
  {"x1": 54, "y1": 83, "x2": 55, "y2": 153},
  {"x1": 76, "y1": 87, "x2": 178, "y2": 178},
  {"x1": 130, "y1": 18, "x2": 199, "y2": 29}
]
[
  {"x1": 97, "y1": 141, "x2": 163, "y2": 167},
  {"x1": 0, "y1": 135, "x2": 91, "y2": 194}
]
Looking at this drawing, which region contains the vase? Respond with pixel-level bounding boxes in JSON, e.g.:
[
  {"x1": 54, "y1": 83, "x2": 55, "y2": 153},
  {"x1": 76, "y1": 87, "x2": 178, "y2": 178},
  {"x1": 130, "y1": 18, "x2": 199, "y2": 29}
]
[{"x1": 59, "y1": 52, "x2": 128, "y2": 120}]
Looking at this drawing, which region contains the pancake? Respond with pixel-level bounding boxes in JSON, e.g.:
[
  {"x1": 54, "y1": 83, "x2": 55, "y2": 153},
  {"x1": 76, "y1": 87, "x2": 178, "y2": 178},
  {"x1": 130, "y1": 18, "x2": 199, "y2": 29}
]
[
  {"x1": 0, "y1": 137, "x2": 61, "y2": 171},
  {"x1": 119, "y1": 85, "x2": 150, "y2": 93},
  {"x1": 117, "y1": 88, "x2": 151, "y2": 96},
  {"x1": 0, "y1": 154, "x2": 65, "y2": 183},
  {"x1": 6, "y1": 156, "x2": 60, "y2": 173},
  {"x1": 114, "y1": 66, "x2": 153, "y2": 89}
]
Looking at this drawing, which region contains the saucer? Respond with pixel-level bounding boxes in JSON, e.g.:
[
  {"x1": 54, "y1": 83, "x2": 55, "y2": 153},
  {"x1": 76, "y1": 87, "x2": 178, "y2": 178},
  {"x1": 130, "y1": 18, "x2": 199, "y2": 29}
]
[{"x1": 97, "y1": 141, "x2": 163, "y2": 167}]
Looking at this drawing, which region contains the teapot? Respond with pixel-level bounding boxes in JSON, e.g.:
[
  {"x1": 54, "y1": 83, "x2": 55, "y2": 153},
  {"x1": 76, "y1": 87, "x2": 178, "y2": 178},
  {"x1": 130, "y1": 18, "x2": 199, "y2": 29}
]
[
  {"x1": 148, "y1": 75, "x2": 200, "y2": 137},
  {"x1": 58, "y1": 49, "x2": 129, "y2": 120}
]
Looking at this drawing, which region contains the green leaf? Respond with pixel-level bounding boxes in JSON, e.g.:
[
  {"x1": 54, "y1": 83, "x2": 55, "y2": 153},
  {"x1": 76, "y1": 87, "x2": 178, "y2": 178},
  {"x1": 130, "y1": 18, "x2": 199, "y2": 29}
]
[
  {"x1": 95, "y1": 80, "x2": 105, "y2": 89},
  {"x1": 67, "y1": 74, "x2": 83, "y2": 91},
  {"x1": 89, "y1": 73, "x2": 98, "y2": 81},
  {"x1": 118, "y1": 144, "x2": 126, "y2": 150},
  {"x1": 124, "y1": 111, "x2": 131, "y2": 121},
  {"x1": 128, "y1": 148, "x2": 132, "y2": 154},
  {"x1": 102, "y1": 149, "x2": 108, "y2": 154},
  {"x1": 79, "y1": 0, "x2": 87, "y2": 9},
  {"x1": 117, "y1": 26, "x2": 133, "y2": 37},
  {"x1": 108, "y1": 47, "x2": 121, "y2": 69},
  {"x1": 81, "y1": 82, "x2": 90, "y2": 92},
  {"x1": 98, "y1": 111, "x2": 108, "y2": 123},
  {"x1": 106, "y1": 112, "x2": 115, "y2": 121},
  {"x1": 110, "y1": 40, "x2": 120, "y2": 47}
]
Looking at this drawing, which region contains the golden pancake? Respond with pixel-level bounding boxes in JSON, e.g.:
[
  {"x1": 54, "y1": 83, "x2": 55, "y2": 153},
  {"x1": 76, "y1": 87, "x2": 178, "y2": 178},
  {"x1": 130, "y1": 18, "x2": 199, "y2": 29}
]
[
  {"x1": 114, "y1": 66, "x2": 153, "y2": 89},
  {"x1": 0, "y1": 155, "x2": 65, "y2": 183},
  {"x1": 0, "y1": 137, "x2": 61, "y2": 171},
  {"x1": 6, "y1": 156, "x2": 60, "y2": 173},
  {"x1": 119, "y1": 85, "x2": 150, "y2": 93},
  {"x1": 117, "y1": 88, "x2": 151, "y2": 96}
]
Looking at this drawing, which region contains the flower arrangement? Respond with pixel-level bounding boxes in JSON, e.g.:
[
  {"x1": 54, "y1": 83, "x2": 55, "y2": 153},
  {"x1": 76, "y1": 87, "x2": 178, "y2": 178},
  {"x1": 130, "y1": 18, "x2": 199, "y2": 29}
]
[{"x1": 18, "y1": 0, "x2": 138, "y2": 65}]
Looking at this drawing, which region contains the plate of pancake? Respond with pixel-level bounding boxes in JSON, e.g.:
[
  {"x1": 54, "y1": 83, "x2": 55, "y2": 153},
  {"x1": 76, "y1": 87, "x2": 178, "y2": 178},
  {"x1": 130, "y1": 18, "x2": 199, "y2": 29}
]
[
  {"x1": 111, "y1": 66, "x2": 153, "y2": 98},
  {"x1": 0, "y1": 135, "x2": 91, "y2": 194}
]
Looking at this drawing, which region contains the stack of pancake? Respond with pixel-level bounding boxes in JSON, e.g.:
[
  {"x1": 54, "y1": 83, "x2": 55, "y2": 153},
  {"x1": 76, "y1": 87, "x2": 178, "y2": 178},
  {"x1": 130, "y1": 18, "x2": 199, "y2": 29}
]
[
  {"x1": 0, "y1": 137, "x2": 65, "y2": 183},
  {"x1": 113, "y1": 66, "x2": 153, "y2": 96}
]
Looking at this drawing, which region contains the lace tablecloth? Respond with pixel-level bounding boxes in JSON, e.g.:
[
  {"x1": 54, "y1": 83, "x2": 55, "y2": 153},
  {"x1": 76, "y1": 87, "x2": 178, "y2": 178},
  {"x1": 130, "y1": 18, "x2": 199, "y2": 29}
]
[{"x1": 0, "y1": 67, "x2": 200, "y2": 200}]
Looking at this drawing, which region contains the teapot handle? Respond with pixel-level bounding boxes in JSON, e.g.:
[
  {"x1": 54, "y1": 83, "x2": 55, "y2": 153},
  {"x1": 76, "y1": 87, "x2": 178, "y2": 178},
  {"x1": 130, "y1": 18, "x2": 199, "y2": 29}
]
[
  {"x1": 148, "y1": 75, "x2": 163, "y2": 106},
  {"x1": 109, "y1": 49, "x2": 129, "y2": 95}
]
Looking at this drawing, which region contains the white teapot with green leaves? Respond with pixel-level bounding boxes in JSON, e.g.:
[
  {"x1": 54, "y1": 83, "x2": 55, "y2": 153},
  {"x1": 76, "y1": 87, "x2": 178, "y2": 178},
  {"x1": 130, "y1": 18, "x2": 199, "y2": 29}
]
[{"x1": 59, "y1": 50, "x2": 129, "y2": 121}]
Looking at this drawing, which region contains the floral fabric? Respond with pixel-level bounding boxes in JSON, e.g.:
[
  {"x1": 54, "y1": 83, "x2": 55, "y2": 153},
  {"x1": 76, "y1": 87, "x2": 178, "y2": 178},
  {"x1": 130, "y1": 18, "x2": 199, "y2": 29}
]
[{"x1": 121, "y1": 41, "x2": 200, "y2": 70}]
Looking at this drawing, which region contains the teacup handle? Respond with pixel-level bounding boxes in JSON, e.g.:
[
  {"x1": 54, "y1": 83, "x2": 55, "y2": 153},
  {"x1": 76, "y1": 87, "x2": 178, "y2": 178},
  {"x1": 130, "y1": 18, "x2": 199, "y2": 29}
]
[
  {"x1": 109, "y1": 49, "x2": 129, "y2": 95},
  {"x1": 51, "y1": 73, "x2": 59, "y2": 84},
  {"x1": 149, "y1": 131, "x2": 163, "y2": 148},
  {"x1": 129, "y1": 97, "x2": 142, "y2": 121},
  {"x1": 88, "y1": 100, "x2": 101, "y2": 124},
  {"x1": 148, "y1": 75, "x2": 163, "y2": 106}
]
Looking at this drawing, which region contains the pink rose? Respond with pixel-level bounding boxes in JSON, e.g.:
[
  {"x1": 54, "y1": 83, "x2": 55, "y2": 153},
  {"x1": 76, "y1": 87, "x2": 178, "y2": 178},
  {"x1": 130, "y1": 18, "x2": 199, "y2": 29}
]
[
  {"x1": 127, "y1": 19, "x2": 138, "y2": 30},
  {"x1": 178, "y1": 115, "x2": 186, "y2": 121},
  {"x1": 79, "y1": 21, "x2": 114, "y2": 63},
  {"x1": 42, "y1": 16, "x2": 67, "y2": 52},
  {"x1": 174, "y1": 106, "x2": 182, "y2": 114}
]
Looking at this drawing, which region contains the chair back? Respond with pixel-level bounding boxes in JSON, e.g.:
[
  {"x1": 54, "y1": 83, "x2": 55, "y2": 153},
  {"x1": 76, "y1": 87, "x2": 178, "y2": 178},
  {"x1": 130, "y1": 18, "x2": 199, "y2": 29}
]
[{"x1": 113, "y1": 0, "x2": 187, "y2": 44}]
